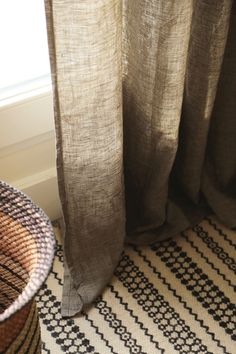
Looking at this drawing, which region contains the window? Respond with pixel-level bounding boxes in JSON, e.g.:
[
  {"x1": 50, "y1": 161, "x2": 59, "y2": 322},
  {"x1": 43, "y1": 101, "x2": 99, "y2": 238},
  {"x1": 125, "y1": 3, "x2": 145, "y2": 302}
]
[{"x1": 0, "y1": 0, "x2": 51, "y2": 104}]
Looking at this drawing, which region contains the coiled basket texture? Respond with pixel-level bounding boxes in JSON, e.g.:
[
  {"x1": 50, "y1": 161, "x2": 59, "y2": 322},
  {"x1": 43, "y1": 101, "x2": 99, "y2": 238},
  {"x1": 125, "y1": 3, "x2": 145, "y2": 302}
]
[{"x1": 0, "y1": 181, "x2": 55, "y2": 354}]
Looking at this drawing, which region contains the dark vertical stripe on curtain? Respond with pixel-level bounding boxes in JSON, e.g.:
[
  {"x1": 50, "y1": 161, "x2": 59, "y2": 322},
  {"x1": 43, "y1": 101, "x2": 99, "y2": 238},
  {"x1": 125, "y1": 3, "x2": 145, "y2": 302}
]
[{"x1": 202, "y1": 2, "x2": 236, "y2": 226}]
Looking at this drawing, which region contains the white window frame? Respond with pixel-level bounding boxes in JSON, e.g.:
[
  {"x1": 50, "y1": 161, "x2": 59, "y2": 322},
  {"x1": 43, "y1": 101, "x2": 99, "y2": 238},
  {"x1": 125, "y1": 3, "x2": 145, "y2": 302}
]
[
  {"x1": 0, "y1": 86, "x2": 61, "y2": 221},
  {"x1": 0, "y1": 87, "x2": 61, "y2": 221}
]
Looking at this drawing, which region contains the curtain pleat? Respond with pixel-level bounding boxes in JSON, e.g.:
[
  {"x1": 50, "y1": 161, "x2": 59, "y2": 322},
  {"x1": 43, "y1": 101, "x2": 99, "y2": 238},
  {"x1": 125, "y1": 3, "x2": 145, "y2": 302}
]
[
  {"x1": 44, "y1": 0, "x2": 236, "y2": 316},
  {"x1": 45, "y1": 0, "x2": 125, "y2": 316},
  {"x1": 123, "y1": 0, "x2": 193, "y2": 242},
  {"x1": 202, "y1": 2, "x2": 236, "y2": 226},
  {"x1": 176, "y1": 0, "x2": 232, "y2": 203}
]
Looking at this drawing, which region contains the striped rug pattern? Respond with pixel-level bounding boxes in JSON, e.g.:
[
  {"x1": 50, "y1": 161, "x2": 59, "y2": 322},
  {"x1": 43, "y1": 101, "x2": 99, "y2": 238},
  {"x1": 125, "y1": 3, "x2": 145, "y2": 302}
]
[{"x1": 36, "y1": 216, "x2": 236, "y2": 354}]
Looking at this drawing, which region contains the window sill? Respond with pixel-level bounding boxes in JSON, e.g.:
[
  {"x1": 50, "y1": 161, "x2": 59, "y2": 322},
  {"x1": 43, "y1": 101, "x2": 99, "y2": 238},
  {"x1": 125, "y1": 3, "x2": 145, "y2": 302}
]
[{"x1": 0, "y1": 75, "x2": 52, "y2": 109}]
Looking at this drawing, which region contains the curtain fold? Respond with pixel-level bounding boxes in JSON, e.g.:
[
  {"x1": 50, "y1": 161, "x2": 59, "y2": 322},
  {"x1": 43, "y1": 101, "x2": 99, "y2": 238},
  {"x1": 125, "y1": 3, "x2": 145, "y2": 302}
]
[
  {"x1": 123, "y1": 0, "x2": 193, "y2": 242},
  {"x1": 44, "y1": 0, "x2": 236, "y2": 316}
]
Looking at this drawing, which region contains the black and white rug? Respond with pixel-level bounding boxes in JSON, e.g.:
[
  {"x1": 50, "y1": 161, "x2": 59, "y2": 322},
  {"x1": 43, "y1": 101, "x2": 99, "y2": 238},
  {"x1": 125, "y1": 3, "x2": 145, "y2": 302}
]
[{"x1": 36, "y1": 216, "x2": 236, "y2": 354}]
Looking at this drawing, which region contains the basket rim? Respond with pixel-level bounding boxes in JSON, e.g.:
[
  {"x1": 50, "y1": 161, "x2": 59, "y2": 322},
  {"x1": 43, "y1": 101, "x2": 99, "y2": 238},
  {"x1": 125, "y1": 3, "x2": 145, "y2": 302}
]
[{"x1": 0, "y1": 180, "x2": 55, "y2": 322}]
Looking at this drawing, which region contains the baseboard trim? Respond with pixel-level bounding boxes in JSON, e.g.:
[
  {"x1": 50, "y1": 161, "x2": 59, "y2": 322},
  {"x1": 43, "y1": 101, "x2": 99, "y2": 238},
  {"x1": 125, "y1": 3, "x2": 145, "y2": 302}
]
[
  {"x1": 13, "y1": 168, "x2": 62, "y2": 221},
  {"x1": 13, "y1": 167, "x2": 56, "y2": 190},
  {"x1": 0, "y1": 130, "x2": 55, "y2": 159}
]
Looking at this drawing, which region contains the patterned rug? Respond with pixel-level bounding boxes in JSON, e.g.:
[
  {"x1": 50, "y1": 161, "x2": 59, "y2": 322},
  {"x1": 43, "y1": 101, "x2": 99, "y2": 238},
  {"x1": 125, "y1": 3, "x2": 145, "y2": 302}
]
[{"x1": 36, "y1": 216, "x2": 236, "y2": 354}]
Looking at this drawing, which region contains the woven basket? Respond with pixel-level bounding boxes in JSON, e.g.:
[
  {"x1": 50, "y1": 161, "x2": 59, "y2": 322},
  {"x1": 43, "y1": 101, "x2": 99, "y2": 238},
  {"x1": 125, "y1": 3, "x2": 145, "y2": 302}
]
[{"x1": 0, "y1": 181, "x2": 55, "y2": 354}]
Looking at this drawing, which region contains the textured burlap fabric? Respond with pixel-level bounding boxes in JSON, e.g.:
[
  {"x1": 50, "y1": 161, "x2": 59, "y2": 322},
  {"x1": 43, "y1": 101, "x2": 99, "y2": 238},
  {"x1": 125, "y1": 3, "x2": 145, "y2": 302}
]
[{"x1": 44, "y1": 0, "x2": 236, "y2": 316}]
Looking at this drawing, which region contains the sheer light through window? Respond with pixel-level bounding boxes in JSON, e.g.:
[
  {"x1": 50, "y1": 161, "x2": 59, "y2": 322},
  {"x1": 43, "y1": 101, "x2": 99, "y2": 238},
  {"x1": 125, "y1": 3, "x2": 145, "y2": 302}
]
[{"x1": 0, "y1": 0, "x2": 51, "y2": 101}]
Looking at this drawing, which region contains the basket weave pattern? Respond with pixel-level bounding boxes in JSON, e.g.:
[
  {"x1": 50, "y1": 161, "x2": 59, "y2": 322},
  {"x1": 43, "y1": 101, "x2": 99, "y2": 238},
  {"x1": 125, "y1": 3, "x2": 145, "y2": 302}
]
[{"x1": 0, "y1": 181, "x2": 55, "y2": 354}]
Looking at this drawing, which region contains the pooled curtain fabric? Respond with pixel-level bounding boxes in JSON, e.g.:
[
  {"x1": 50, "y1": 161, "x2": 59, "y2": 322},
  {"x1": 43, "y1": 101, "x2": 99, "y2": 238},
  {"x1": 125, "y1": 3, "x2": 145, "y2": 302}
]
[{"x1": 44, "y1": 0, "x2": 236, "y2": 316}]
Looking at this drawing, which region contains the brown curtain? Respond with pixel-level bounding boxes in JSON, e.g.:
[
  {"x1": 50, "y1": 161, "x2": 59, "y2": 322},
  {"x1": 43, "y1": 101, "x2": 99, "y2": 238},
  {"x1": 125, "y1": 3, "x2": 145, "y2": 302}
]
[{"x1": 44, "y1": 0, "x2": 236, "y2": 316}]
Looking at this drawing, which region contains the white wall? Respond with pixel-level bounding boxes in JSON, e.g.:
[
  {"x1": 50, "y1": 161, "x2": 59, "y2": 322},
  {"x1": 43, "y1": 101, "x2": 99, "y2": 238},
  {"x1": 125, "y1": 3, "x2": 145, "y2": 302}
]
[{"x1": 0, "y1": 91, "x2": 61, "y2": 220}]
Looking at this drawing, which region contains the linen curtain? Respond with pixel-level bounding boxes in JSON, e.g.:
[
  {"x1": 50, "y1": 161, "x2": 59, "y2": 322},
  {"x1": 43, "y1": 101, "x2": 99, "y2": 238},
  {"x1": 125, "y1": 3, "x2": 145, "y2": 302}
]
[{"x1": 44, "y1": 0, "x2": 236, "y2": 316}]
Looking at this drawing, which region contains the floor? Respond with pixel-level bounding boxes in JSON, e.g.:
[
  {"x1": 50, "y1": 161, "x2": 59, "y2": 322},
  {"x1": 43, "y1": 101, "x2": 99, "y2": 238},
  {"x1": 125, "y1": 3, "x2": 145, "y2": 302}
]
[{"x1": 36, "y1": 216, "x2": 236, "y2": 354}]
